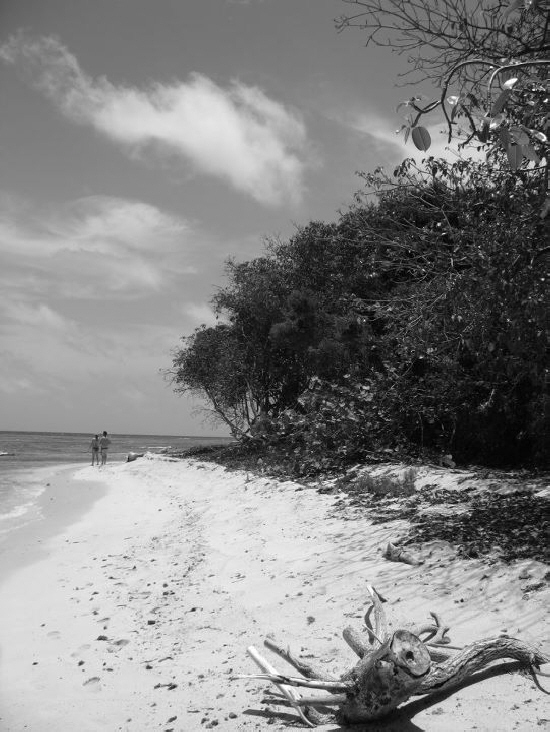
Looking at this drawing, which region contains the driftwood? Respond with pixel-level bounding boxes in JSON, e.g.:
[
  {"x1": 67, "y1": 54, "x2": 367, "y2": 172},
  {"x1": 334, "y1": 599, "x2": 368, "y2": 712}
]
[
  {"x1": 238, "y1": 585, "x2": 549, "y2": 726},
  {"x1": 126, "y1": 452, "x2": 144, "y2": 463},
  {"x1": 383, "y1": 541, "x2": 423, "y2": 565}
]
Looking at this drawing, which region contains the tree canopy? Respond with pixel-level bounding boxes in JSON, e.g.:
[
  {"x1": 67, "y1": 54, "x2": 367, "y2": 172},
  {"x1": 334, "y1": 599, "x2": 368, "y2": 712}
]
[
  {"x1": 169, "y1": 157, "x2": 548, "y2": 469},
  {"x1": 338, "y1": 0, "x2": 549, "y2": 201}
]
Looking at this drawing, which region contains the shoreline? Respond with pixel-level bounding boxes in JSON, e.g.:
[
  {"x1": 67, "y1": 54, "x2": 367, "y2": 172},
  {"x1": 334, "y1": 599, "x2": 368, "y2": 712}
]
[
  {"x1": 0, "y1": 463, "x2": 108, "y2": 584},
  {"x1": 0, "y1": 456, "x2": 548, "y2": 731}
]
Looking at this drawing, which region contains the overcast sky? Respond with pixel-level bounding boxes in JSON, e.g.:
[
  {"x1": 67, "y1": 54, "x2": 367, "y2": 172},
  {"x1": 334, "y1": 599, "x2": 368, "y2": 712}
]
[{"x1": 0, "y1": 0, "x2": 457, "y2": 436}]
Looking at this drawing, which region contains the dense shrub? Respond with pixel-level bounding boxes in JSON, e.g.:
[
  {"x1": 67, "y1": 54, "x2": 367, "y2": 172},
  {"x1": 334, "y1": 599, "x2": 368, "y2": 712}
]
[{"x1": 170, "y1": 158, "x2": 548, "y2": 469}]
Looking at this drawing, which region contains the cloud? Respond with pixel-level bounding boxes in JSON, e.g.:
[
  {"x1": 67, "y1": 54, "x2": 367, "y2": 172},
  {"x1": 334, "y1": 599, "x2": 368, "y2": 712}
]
[
  {"x1": 49, "y1": 197, "x2": 188, "y2": 254},
  {"x1": 0, "y1": 299, "x2": 87, "y2": 394},
  {"x1": 337, "y1": 109, "x2": 483, "y2": 165},
  {"x1": 1, "y1": 33, "x2": 308, "y2": 206},
  {"x1": 0, "y1": 191, "x2": 219, "y2": 405},
  {"x1": 182, "y1": 303, "x2": 218, "y2": 328},
  {"x1": 3, "y1": 301, "x2": 75, "y2": 331},
  {"x1": 0, "y1": 374, "x2": 35, "y2": 395},
  {"x1": 0, "y1": 305, "x2": 185, "y2": 394},
  {"x1": 0, "y1": 194, "x2": 194, "y2": 297}
]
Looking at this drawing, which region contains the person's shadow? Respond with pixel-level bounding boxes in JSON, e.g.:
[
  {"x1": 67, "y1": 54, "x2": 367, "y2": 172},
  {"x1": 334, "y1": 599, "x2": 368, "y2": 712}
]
[{"x1": 242, "y1": 660, "x2": 530, "y2": 731}]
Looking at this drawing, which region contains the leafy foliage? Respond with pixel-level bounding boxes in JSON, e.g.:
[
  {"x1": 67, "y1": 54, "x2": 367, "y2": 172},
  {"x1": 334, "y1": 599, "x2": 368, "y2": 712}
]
[
  {"x1": 170, "y1": 324, "x2": 252, "y2": 437},
  {"x1": 169, "y1": 156, "x2": 548, "y2": 470},
  {"x1": 404, "y1": 490, "x2": 550, "y2": 563},
  {"x1": 330, "y1": 475, "x2": 549, "y2": 564},
  {"x1": 357, "y1": 158, "x2": 548, "y2": 465},
  {"x1": 337, "y1": 0, "x2": 549, "y2": 209}
]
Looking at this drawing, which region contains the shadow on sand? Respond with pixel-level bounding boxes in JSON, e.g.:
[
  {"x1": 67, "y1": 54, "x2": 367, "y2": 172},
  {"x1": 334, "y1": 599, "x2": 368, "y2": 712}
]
[{"x1": 244, "y1": 660, "x2": 528, "y2": 731}]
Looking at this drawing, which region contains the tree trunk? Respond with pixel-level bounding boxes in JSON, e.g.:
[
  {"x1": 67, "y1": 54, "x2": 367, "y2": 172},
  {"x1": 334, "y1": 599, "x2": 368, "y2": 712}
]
[{"x1": 338, "y1": 629, "x2": 430, "y2": 723}]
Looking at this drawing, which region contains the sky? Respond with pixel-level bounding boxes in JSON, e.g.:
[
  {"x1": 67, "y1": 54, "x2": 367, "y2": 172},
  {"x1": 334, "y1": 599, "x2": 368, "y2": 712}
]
[{"x1": 0, "y1": 0, "x2": 459, "y2": 436}]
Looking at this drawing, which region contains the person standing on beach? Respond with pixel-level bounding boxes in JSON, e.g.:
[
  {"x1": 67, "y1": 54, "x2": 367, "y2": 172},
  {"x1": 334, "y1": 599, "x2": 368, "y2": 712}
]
[
  {"x1": 89, "y1": 434, "x2": 100, "y2": 466},
  {"x1": 100, "y1": 431, "x2": 111, "y2": 465}
]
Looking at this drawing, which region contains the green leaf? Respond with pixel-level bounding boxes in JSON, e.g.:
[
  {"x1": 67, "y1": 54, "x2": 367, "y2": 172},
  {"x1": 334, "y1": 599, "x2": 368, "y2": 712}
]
[
  {"x1": 524, "y1": 145, "x2": 540, "y2": 163},
  {"x1": 499, "y1": 127, "x2": 511, "y2": 150},
  {"x1": 411, "y1": 126, "x2": 431, "y2": 151},
  {"x1": 506, "y1": 144, "x2": 523, "y2": 170},
  {"x1": 509, "y1": 126, "x2": 529, "y2": 145},
  {"x1": 490, "y1": 90, "x2": 511, "y2": 116}
]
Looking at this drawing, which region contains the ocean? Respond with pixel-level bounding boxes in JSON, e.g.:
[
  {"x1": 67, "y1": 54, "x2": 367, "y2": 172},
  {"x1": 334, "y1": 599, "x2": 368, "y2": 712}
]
[{"x1": 0, "y1": 430, "x2": 231, "y2": 536}]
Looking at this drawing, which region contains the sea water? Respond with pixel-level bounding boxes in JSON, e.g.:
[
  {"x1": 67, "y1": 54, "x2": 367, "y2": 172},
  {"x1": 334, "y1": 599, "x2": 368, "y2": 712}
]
[{"x1": 0, "y1": 430, "x2": 230, "y2": 536}]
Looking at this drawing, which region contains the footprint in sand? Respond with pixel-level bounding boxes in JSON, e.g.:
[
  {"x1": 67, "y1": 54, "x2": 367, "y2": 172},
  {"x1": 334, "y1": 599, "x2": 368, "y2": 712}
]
[
  {"x1": 111, "y1": 638, "x2": 130, "y2": 648},
  {"x1": 70, "y1": 644, "x2": 91, "y2": 658},
  {"x1": 83, "y1": 677, "x2": 101, "y2": 690},
  {"x1": 46, "y1": 630, "x2": 61, "y2": 639}
]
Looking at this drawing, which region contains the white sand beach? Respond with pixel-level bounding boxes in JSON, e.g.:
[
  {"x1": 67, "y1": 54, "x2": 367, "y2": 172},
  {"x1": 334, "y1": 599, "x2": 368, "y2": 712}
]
[{"x1": 0, "y1": 456, "x2": 548, "y2": 731}]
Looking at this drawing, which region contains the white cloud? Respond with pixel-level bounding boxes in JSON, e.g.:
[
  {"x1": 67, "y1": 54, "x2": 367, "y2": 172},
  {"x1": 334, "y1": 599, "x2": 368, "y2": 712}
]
[
  {"x1": 182, "y1": 303, "x2": 218, "y2": 328},
  {"x1": 0, "y1": 194, "x2": 194, "y2": 297},
  {"x1": 3, "y1": 301, "x2": 75, "y2": 331},
  {"x1": 49, "y1": 197, "x2": 188, "y2": 253},
  {"x1": 0, "y1": 291, "x2": 186, "y2": 390},
  {"x1": 0, "y1": 192, "x2": 210, "y2": 406},
  {"x1": 120, "y1": 385, "x2": 147, "y2": 403},
  {"x1": 0, "y1": 373, "x2": 35, "y2": 395},
  {"x1": 1, "y1": 33, "x2": 308, "y2": 206}
]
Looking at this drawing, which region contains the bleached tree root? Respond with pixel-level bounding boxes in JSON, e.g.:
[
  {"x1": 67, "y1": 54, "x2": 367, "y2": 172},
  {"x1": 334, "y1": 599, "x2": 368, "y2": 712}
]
[
  {"x1": 417, "y1": 636, "x2": 549, "y2": 695},
  {"x1": 237, "y1": 588, "x2": 549, "y2": 726},
  {"x1": 246, "y1": 645, "x2": 317, "y2": 727},
  {"x1": 384, "y1": 541, "x2": 423, "y2": 565}
]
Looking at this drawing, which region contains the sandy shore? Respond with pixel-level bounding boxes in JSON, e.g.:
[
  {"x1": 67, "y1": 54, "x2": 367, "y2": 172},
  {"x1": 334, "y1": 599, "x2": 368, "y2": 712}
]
[{"x1": 0, "y1": 456, "x2": 548, "y2": 731}]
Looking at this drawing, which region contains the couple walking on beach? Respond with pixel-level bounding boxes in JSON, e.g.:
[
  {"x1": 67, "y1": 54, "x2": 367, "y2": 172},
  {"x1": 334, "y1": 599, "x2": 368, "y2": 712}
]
[{"x1": 90, "y1": 431, "x2": 111, "y2": 466}]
